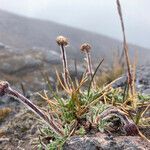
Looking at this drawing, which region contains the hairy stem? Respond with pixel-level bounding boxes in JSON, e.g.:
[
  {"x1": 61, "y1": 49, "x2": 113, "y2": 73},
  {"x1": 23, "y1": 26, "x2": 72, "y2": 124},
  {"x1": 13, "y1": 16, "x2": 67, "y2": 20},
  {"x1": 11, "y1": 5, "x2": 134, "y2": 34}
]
[
  {"x1": 0, "y1": 81, "x2": 64, "y2": 136},
  {"x1": 86, "y1": 52, "x2": 96, "y2": 88},
  {"x1": 60, "y1": 45, "x2": 69, "y2": 87}
]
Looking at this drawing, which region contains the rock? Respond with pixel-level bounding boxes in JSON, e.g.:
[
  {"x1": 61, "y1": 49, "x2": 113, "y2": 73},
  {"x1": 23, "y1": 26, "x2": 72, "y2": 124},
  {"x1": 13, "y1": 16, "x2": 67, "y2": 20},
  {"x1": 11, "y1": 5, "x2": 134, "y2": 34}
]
[
  {"x1": 63, "y1": 133, "x2": 150, "y2": 150},
  {"x1": 142, "y1": 88, "x2": 150, "y2": 95},
  {"x1": 136, "y1": 64, "x2": 150, "y2": 92},
  {"x1": 0, "y1": 48, "x2": 57, "y2": 92},
  {"x1": 0, "y1": 42, "x2": 5, "y2": 49},
  {"x1": 0, "y1": 47, "x2": 84, "y2": 93},
  {"x1": 111, "y1": 64, "x2": 150, "y2": 94},
  {"x1": 0, "y1": 52, "x2": 43, "y2": 74},
  {"x1": 42, "y1": 49, "x2": 61, "y2": 64},
  {"x1": 111, "y1": 76, "x2": 127, "y2": 88},
  {"x1": 0, "y1": 108, "x2": 41, "y2": 150}
]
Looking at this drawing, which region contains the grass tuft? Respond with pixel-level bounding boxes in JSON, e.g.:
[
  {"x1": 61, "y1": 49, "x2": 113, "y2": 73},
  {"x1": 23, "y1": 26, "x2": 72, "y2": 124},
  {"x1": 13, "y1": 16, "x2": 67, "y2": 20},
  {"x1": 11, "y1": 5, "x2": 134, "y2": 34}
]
[{"x1": 0, "y1": 1, "x2": 149, "y2": 149}]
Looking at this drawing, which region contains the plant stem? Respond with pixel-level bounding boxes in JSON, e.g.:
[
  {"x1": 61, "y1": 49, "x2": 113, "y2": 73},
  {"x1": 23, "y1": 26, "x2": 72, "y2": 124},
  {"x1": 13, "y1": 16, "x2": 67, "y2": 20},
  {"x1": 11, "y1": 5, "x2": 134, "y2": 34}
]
[
  {"x1": 60, "y1": 44, "x2": 69, "y2": 86},
  {"x1": 86, "y1": 52, "x2": 96, "y2": 88},
  {"x1": 116, "y1": 0, "x2": 133, "y2": 95},
  {"x1": 86, "y1": 52, "x2": 92, "y2": 79},
  {"x1": 0, "y1": 81, "x2": 64, "y2": 136},
  {"x1": 88, "y1": 58, "x2": 104, "y2": 96}
]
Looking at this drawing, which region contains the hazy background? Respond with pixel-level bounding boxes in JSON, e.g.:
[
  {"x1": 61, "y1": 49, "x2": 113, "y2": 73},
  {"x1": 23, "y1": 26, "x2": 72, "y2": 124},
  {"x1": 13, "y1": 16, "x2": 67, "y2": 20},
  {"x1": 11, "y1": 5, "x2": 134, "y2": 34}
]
[{"x1": 0, "y1": 0, "x2": 150, "y2": 48}]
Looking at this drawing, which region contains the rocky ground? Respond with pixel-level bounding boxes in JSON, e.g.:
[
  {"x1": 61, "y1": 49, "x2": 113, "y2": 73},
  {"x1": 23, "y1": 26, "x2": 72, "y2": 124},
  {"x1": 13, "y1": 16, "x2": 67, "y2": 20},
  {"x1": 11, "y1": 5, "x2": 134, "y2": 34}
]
[
  {"x1": 0, "y1": 46, "x2": 60, "y2": 92},
  {"x1": 0, "y1": 47, "x2": 150, "y2": 149},
  {"x1": 63, "y1": 134, "x2": 150, "y2": 150},
  {"x1": 0, "y1": 46, "x2": 84, "y2": 92},
  {"x1": 0, "y1": 46, "x2": 83, "y2": 149}
]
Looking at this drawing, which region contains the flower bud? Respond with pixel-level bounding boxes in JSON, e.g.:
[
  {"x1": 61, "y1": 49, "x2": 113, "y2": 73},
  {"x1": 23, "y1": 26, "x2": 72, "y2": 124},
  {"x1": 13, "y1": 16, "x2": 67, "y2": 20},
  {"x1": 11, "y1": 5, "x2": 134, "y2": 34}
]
[
  {"x1": 56, "y1": 36, "x2": 68, "y2": 46},
  {"x1": 124, "y1": 122, "x2": 139, "y2": 136},
  {"x1": 0, "y1": 81, "x2": 9, "y2": 96}
]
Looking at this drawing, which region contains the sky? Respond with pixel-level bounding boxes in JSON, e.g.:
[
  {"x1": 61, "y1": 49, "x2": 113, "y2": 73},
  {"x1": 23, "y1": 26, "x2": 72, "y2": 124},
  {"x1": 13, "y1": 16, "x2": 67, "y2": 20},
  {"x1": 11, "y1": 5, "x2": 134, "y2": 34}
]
[{"x1": 0, "y1": 0, "x2": 150, "y2": 48}]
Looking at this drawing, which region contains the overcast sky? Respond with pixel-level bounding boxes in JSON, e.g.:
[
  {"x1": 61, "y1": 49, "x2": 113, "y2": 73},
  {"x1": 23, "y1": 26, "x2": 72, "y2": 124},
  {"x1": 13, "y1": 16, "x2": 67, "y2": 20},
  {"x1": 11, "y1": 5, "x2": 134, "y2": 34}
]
[{"x1": 0, "y1": 0, "x2": 150, "y2": 48}]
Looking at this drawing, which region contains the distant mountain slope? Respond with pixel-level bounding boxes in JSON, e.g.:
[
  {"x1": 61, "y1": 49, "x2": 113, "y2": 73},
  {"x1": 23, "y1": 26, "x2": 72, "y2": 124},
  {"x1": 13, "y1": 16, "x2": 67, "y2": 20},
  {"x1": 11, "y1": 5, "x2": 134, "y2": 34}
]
[{"x1": 0, "y1": 9, "x2": 149, "y2": 63}]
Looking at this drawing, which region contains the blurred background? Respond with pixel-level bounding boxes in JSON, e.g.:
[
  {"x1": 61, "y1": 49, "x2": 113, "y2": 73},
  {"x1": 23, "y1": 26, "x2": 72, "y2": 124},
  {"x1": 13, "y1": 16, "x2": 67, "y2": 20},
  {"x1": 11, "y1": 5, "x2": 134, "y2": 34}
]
[
  {"x1": 0, "y1": 0, "x2": 150, "y2": 91},
  {"x1": 0, "y1": 0, "x2": 150, "y2": 48}
]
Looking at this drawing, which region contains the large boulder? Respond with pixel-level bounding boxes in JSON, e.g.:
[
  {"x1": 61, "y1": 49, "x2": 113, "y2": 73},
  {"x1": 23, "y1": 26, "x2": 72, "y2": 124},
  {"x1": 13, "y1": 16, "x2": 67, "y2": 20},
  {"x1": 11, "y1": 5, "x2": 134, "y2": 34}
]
[{"x1": 63, "y1": 133, "x2": 150, "y2": 150}]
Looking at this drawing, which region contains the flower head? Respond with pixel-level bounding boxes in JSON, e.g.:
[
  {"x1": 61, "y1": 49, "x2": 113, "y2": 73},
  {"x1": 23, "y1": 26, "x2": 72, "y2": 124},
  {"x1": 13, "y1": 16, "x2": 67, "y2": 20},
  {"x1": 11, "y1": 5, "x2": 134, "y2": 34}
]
[
  {"x1": 0, "y1": 81, "x2": 9, "y2": 96},
  {"x1": 56, "y1": 36, "x2": 68, "y2": 46},
  {"x1": 80, "y1": 43, "x2": 91, "y2": 53},
  {"x1": 123, "y1": 122, "x2": 139, "y2": 136}
]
